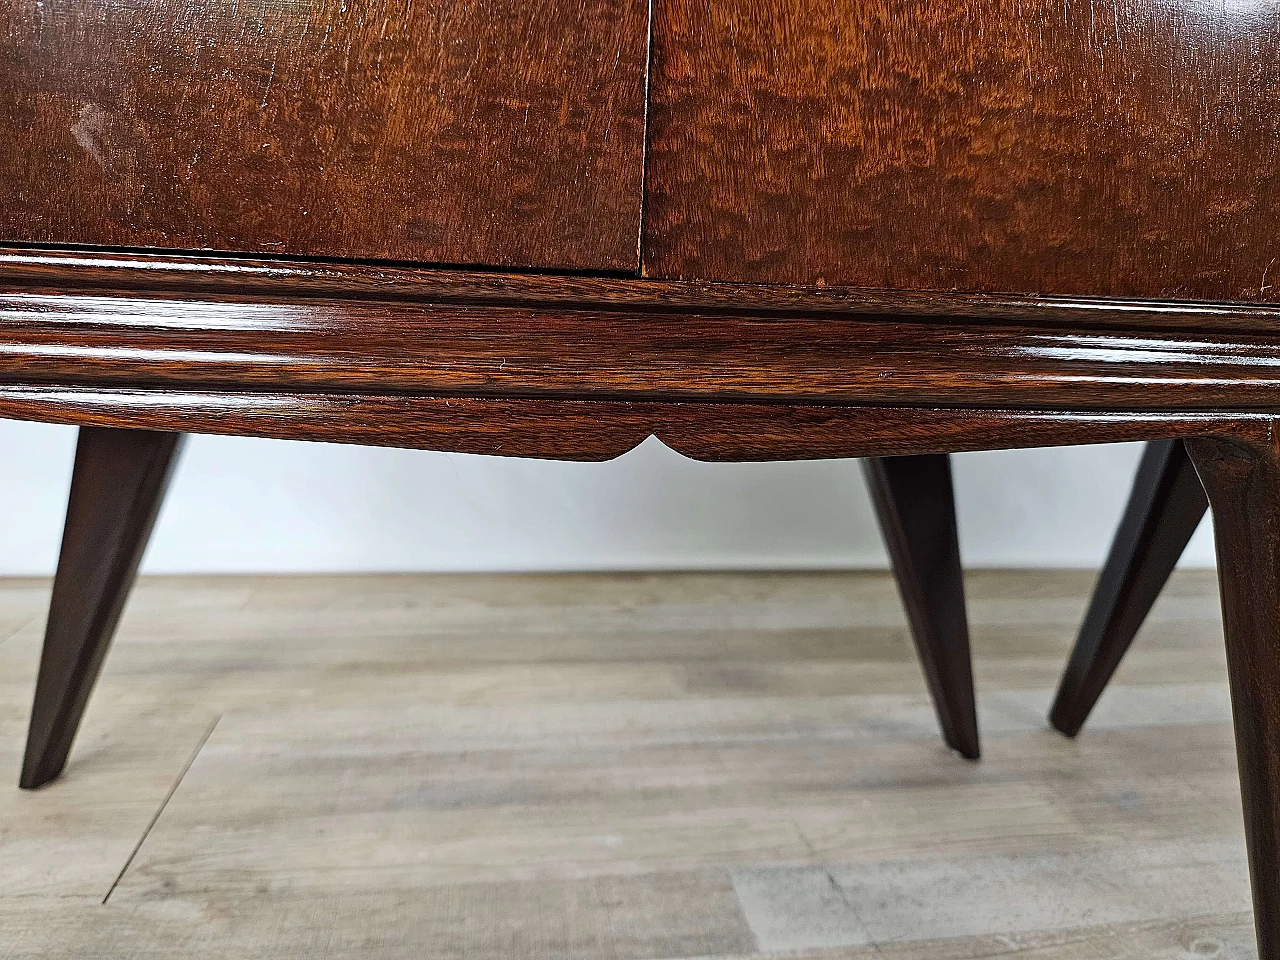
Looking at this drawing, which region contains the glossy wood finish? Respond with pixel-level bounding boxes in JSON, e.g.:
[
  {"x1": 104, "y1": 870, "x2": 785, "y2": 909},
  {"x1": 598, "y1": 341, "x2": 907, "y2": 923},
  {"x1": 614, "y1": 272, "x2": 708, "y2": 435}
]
[
  {"x1": 11, "y1": 250, "x2": 1280, "y2": 335},
  {"x1": 21, "y1": 427, "x2": 183, "y2": 790},
  {"x1": 1187, "y1": 430, "x2": 1280, "y2": 958},
  {"x1": 2, "y1": 0, "x2": 1279, "y2": 940},
  {"x1": 0, "y1": 388, "x2": 1275, "y2": 464},
  {"x1": 1050, "y1": 440, "x2": 1208, "y2": 737},
  {"x1": 864, "y1": 455, "x2": 978, "y2": 759},
  {"x1": 11, "y1": 257, "x2": 1280, "y2": 414},
  {"x1": 0, "y1": 1, "x2": 649, "y2": 271},
  {"x1": 644, "y1": 0, "x2": 1280, "y2": 299}
]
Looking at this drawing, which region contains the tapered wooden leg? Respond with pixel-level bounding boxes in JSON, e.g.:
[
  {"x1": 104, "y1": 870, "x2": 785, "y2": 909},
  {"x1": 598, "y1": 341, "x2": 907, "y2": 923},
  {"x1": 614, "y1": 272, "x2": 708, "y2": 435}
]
[
  {"x1": 1187, "y1": 430, "x2": 1280, "y2": 958},
  {"x1": 1050, "y1": 440, "x2": 1208, "y2": 736},
  {"x1": 20, "y1": 428, "x2": 184, "y2": 790},
  {"x1": 864, "y1": 454, "x2": 979, "y2": 760}
]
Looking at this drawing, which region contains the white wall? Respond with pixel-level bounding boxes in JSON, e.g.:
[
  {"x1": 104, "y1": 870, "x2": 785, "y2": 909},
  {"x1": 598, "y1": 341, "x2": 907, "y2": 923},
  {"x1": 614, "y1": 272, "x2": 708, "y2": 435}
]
[{"x1": 0, "y1": 419, "x2": 1214, "y2": 574}]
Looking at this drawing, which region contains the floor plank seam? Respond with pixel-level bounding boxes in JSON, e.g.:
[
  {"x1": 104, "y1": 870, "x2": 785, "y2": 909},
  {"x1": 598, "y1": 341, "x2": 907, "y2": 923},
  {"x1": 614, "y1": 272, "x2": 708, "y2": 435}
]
[
  {"x1": 789, "y1": 819, "x2": 887, "y2": 956},
  {"x1": 0, "y1": 572, "x2": 1245, "y2": 955},
  {"x1": 826, "y1": 867, "x2": 890, "y2": 959},
  {"x1": 0, "y1": 613, "x2": 37, "y2": 649},
  {"x1": 101, "y1": 713, "x2": 221, "y2": 905}
]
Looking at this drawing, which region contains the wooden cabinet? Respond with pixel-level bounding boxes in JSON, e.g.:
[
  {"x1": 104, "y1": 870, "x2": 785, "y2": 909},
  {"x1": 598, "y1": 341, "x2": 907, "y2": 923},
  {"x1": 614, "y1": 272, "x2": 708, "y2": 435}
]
[
  {"x1": 6, "y1": 0, "x2": 1278, "y2": 297},
  {"x1": 5, "y1": 1, "x2": 1280, "y2": 954},
  {"x1": 0, "y1": 0, "x2": 650, "y2": 271}
]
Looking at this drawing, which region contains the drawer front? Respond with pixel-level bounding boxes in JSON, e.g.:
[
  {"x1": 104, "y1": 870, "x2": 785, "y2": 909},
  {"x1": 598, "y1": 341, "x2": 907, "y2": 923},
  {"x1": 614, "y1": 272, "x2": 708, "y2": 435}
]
[
  {"x1": 0, "y1": 0, "x2": 648, "y2": 271},
  {"x1": 644, "y1": 0, "x2": 1280, "y2": 302}
]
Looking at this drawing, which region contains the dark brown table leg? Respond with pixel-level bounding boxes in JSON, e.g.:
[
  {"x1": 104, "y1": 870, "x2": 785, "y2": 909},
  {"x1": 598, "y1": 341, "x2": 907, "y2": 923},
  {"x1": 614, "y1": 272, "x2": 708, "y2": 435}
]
[
  {"x1": 864, "y1": 454, "x2": 979, "y2": 760},
  {"x1": 1187, "y1": 431, "x2": 1280, "y2": 957},
  {"x1": 20, "y1": 427, "x2": 184, "y2": 789},
  {"x1": 1050, "y1": 439, "x2": 1208, "y2": 736}
]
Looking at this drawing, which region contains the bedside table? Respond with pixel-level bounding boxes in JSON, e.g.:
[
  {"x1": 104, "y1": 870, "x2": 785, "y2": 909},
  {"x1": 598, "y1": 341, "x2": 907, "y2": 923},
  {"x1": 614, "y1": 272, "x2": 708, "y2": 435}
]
[{"x1": 3, "y1": 0, "x2": 1278, "y2": 950}]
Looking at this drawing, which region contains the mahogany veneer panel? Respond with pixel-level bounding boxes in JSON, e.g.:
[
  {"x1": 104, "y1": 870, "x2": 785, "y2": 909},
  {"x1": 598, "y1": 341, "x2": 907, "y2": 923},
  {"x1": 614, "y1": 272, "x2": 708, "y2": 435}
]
[
  {"x1": 643, "y1": 0, "x2": 1280, "y2": 301},
  {"x1": 0, "y1": 0, "x2": 649, "y2": 271}
]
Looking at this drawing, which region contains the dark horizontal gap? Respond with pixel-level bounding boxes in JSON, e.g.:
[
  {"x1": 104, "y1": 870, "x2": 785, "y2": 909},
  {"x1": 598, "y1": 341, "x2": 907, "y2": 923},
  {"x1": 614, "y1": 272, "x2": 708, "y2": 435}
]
[{"x1": 0, "y1": 240, "x2": 642, "y2": 282}]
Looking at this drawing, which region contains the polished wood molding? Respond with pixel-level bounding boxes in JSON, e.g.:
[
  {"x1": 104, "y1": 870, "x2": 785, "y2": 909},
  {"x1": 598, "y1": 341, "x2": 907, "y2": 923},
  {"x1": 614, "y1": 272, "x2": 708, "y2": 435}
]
[
  {"x1": 0, "y1": 387, "x2": 1274, "y2": 462},
  {"x1": 1187, "y1": 429, "x2": 1280, "y2": 957},
  {"x1": 7, "y1": 248, "x2": 1280, "y2": 334},
  {"x1": 21, "y1": 427, "x2": 183, "y2": 790},
  {"x1": 1050, "y1": 440, "x2": 1208, "y2": 738},
  {"x1": 7, "y1": 252, "x2": 1280, "y2": 416},
  {"x1": 865, "y1": 455, "x2": 978, "y2": 759}
]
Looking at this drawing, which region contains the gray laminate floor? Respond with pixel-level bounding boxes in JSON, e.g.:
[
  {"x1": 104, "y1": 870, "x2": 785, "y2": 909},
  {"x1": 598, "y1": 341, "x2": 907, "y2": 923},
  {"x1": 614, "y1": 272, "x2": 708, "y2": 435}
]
[{"x1": 0, "y1": 570, "x2": 1252, "y2": 958}]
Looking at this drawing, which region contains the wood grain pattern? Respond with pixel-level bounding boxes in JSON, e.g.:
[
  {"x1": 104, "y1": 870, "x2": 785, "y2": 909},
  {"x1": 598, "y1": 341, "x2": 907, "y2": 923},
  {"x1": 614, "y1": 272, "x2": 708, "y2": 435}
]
[
  {"x1": 11, "y1": 249, "x2": 1280, "y2": 335},
  {"x1": 1, "y1": 0, "x2": 1276, "y2": 939},
  {"x1": 644, "y1": 0, "x2": 1280, "y2": 300},
  {"x1": 0, "y1": 570, "x2": 1250, "y2": 957},
  {"x1": 0, "y1": 387, "x2": 1272, "y2": 462},
  {"x1": 1187, "y1": 429, "x2": 1280, "y2": 958},
  {"x1": 0, "y1": 895, "x2": 1254, "y2": 959},
  {"x1": 12, "y1": 286, "x2": 1280, "y2": 412},
  {"x1": 0, "y1": 0, "x2": 648, "y2": 270}
]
